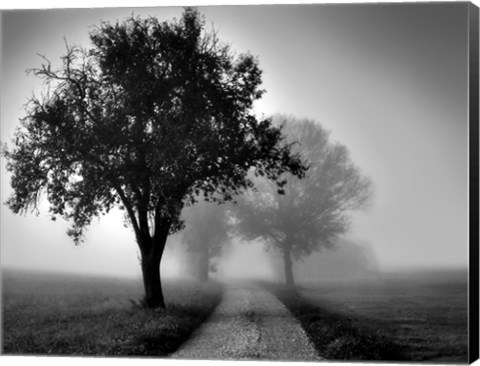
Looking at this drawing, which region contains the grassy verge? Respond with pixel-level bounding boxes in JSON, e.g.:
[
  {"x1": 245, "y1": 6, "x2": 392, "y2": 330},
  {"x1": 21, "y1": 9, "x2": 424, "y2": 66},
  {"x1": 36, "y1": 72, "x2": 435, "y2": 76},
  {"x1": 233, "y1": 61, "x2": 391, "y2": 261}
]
[
  {"x1": 2, "y1": 270, "x2": 222, "y2": 356},
  {"x1": 264, "y1": 283, "x2": 403, "y2": 361},
  {"x1": 298, "y1": 273, "x2": 468, "y2": 363}
]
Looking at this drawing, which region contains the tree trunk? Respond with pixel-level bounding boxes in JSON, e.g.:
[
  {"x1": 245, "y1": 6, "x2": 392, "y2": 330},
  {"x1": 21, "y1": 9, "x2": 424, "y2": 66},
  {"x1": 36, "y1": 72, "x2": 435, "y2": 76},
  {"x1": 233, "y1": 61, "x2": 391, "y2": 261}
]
[
  {"x1": 141, "y1": 248, "x2": 165, "y2": 308},
  {"x1": 283, "y1": 247, "x2": 295, "y2": 287},
  {"x1": 138, "y1": 219, "x2": 170, "y2": 309}
]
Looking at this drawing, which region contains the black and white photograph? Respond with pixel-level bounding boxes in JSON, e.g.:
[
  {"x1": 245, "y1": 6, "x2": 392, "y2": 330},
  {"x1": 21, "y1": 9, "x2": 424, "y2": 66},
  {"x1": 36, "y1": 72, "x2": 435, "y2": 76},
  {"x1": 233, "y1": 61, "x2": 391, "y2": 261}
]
[{"x1": 1, "y1": 1, "x2": 478, "y2": 364}]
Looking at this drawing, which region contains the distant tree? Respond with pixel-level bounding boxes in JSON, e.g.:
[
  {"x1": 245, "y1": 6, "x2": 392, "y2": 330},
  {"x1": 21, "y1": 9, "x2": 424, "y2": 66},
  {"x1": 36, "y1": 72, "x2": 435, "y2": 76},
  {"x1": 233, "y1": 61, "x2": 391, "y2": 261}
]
[
  {"x1": 2, "y1": 9, "x2": 306, "y2": 308},
  {"x1": 232, "y1": 116, "x2": 373, "y2": 286},
  {"x1": 180, "y1": 200, "x2": 230, "y2": 282}
]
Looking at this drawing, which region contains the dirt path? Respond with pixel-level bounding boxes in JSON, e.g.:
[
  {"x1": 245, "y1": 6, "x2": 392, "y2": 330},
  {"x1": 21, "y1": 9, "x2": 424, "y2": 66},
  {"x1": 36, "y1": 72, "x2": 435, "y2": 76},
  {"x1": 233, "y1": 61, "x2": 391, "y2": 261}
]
[{"x1": 171, "y1": 283, "x2": 322, "y2": 361}]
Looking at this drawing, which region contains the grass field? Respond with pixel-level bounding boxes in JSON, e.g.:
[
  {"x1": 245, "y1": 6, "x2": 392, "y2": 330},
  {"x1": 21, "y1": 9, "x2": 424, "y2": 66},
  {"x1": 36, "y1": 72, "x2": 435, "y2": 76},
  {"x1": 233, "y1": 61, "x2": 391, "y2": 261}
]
[
  {"x1": 267, "y1": 269, "x2": 468, "y2": 362},
  {"x1": 2, "y1": 269, "x2": 222, "y2": 356}
]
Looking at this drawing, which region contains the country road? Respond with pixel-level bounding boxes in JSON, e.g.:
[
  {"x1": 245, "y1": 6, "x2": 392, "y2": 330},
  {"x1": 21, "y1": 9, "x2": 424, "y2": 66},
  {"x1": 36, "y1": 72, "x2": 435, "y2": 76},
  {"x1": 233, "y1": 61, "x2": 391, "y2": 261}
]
[{"x1": 171, "y1": 283, "x2": 322, "y2": 361}]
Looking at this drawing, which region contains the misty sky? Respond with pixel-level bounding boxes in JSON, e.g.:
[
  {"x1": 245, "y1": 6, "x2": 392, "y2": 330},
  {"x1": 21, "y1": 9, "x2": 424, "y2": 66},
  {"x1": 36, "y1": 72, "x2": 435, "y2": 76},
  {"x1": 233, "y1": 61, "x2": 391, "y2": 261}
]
[{"x1": 0, "y1": 3, "x2": 471, "y2": 277}]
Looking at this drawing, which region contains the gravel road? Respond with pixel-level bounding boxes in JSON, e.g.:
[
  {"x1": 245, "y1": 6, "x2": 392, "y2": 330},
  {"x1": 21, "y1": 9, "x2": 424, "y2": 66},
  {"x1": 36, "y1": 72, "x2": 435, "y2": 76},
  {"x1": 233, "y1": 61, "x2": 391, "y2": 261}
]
[{"x1": 171, "y1": 283, "x2": 322, "y2": 361}]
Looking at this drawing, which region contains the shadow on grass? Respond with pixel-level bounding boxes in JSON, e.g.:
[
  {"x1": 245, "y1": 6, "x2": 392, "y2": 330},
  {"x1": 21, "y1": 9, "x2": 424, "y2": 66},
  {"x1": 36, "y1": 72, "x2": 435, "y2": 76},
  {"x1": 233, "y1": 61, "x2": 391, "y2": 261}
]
[
  {"x1": 127, "y1": 297, "x2": 223, "y2": 356},
  {"x1": 3, "y1": 276, "x2": 223, "y2": 357},
  {"x1": 264, "y1": 283, "x2": 406, "y2": 361}
]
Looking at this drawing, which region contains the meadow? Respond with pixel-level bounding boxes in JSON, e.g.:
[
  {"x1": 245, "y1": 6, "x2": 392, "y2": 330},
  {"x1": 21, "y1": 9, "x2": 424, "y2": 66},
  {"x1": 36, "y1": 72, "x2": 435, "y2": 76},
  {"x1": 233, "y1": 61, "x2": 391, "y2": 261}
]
[
  {"x1": 2, "y1": 269, "x2": 222, "y2": 356},
  {"x1": 268, "y1": 269, "x2": 468, "y2": 362},
  {"x1": 2, "y1": 268, "x2": 469, "y2": 362}
]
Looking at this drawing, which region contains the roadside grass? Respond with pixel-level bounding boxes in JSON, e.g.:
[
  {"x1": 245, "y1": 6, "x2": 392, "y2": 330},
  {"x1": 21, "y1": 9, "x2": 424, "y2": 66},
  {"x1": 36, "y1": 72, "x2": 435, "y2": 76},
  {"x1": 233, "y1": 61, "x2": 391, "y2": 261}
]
[
  {"x1": 266, "y1": 283, "x2": 402, "y2": 361},
  {"x1": 265, "y1": 270, "x2": 468, "y2": 362},
  {"x1": 2, "y1": 269, "x2": 222, "y2": 356}
]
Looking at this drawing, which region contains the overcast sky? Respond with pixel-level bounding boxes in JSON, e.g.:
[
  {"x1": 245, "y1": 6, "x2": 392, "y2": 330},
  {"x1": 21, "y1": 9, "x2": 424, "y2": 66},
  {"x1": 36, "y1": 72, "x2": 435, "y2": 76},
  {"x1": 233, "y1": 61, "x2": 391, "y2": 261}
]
[{"x1": 0, "y1": 2, "x2": 471, "y2": 277}]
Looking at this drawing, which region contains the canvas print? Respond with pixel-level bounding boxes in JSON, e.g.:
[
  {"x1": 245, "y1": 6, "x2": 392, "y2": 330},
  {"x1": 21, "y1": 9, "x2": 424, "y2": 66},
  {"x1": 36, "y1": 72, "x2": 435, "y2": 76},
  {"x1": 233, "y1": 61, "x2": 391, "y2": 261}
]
[{"x1": 1, "y1": 2, "x2": 478, "y2": 364}]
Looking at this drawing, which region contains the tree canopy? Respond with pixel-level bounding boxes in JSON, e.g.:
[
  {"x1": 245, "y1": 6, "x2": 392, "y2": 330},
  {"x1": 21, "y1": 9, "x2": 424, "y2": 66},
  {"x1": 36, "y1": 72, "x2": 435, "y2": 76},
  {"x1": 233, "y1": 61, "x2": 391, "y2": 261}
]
[
  {"x1": 232, "y1": 115, "x2": 373, "y2": 286},
  {"x1": 3, "y1": 9, "x2": 306, "y2": 307}
]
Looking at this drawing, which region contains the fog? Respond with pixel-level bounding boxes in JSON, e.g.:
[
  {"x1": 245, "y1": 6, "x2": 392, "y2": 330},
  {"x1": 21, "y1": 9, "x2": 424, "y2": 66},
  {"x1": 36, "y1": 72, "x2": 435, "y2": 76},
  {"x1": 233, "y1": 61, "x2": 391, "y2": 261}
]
[
  {"x1": 214, "y1": 238, "x2": 380, "y2": 284},
  {"x1": 1, "y1": 3, "x2": 469, "y2": 282}
]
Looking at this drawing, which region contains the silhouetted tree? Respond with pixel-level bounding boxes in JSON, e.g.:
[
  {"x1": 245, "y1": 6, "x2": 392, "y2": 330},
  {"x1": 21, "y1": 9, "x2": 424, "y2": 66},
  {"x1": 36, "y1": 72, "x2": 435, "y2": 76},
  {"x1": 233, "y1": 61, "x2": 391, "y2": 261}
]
[
  {"x1": 232, "y1": 116, "x2": 373, "y2": 286},
  {"x1": 181, "y1": 200, "x2": 230, "y2": 282},
  {"x1": 3, "y1": 10, "x2": 306, "y2": 308}
]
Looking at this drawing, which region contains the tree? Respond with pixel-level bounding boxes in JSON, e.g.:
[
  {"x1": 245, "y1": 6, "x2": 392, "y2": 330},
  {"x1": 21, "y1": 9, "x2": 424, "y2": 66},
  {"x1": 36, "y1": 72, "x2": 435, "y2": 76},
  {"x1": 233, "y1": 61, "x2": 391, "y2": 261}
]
[
  {"x1": 3, "y1": 9, "x2": 306, "y2": 308},
  {"x1": 232, "y1": 115, "x2": 373, "y2": 286},
  {"x1": 180, "y1": 199, "x2": 230, "y2": 282}
]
